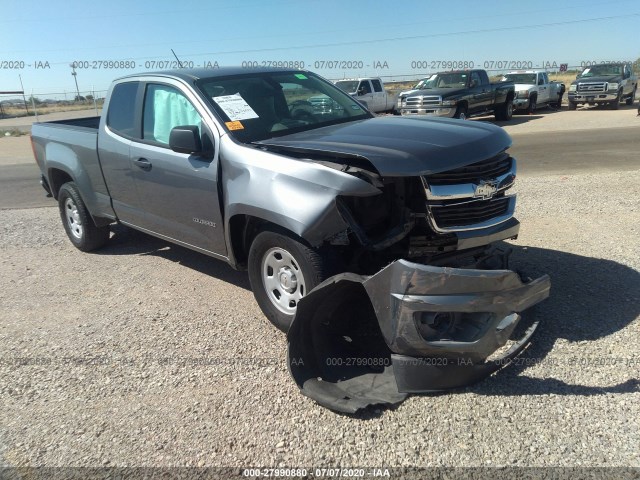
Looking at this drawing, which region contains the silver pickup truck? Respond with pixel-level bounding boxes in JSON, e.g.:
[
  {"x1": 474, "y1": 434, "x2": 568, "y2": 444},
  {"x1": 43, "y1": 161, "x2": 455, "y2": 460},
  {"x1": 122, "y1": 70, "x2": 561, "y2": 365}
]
[{"x1": 31, "y1": 68, "x2": 550, "y2": 412}]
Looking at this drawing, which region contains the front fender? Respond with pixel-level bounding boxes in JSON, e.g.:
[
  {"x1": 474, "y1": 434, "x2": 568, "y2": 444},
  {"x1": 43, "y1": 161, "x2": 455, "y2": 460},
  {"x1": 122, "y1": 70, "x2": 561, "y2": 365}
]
[{"x1": 220, "y1": 136, "x2": 381, "y2": 249}]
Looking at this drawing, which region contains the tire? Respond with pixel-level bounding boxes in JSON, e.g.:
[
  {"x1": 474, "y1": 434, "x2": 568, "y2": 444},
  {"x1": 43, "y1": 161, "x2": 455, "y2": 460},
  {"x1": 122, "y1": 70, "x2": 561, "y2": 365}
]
[
  {"x1": 626, "y1": 87, "x2": 636, "y2": 106},
  {"x1": 453, "y1": 105, "x2": 468, "y2": 120},
  {"x1": 58, "y1": 182, "x2": 110, "y2": 252},
  {"x1": 568, "y1": 101, "x2": 577, "y2": 111},
  {"x1": 610, "y1": 90, "x2": 622, "y2": 110},
  {"x1": 495, "y1": 99, "x2": 513, "y2": 121},
  {"x1": 527, "y1": 95, "x2": 537, "y2": 114},
  {"x1": 555, "y1": 92, "x2": 563, "y2": 108},
  {"x1": 248, "y1": 228, "x2": 334, "y2": 332}
]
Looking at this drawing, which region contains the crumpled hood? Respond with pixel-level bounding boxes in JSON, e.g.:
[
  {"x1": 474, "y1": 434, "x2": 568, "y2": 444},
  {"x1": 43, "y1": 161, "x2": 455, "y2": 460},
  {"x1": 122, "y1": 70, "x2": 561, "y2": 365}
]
[{"x1": 257, "y1": 116, "x2": 512, "y2": 176}]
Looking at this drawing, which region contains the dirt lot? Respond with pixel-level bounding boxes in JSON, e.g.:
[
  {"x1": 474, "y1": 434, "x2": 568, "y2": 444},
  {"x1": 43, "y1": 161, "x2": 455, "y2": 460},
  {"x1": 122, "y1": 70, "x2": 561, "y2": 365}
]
[{"x1": 0, "y1": 106, "x2": 638, "y2": 473}]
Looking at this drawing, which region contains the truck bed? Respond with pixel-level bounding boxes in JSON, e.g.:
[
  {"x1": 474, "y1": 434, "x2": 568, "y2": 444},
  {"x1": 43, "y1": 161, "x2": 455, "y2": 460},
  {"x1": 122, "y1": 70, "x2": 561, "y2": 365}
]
[
  {"x1": 34, "y1": 116, "x2": 101, "y2": 130},
  {"x1": 31, "y1": 116, "x2": 115, "y2": 221}
]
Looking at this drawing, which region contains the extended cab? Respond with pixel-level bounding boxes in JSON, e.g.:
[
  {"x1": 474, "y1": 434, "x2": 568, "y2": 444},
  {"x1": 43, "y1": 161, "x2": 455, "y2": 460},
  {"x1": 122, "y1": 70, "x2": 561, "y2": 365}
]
[
  {"x1": 31, "y1": 68, "x2": 549, "y2": 410},
  {"x1": 399, "y1": 69, "x2": 515, "y2": 121},
  {"x1": 334, "y1": 77, "x2": 398, "y2": 113},
  {"x1": 568, "y1": 62, "x2": 637, "y2": 110},
  {"x1": 501, "y1": 70, "x2": 565, "y2": 113}
]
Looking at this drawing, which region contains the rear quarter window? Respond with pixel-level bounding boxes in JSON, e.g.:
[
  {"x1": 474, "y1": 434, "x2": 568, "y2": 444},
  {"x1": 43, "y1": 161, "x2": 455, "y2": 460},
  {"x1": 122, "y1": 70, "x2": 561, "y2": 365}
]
[{"x1": 106, "y1": 82, "x2": 139, "y2": 137}]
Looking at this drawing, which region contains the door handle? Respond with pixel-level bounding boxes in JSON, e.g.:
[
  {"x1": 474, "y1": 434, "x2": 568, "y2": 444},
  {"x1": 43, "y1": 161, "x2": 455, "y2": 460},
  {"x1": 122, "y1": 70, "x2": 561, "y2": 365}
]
[{"x1": 133, "y1": 157, "x2": 152, "y2": 171}]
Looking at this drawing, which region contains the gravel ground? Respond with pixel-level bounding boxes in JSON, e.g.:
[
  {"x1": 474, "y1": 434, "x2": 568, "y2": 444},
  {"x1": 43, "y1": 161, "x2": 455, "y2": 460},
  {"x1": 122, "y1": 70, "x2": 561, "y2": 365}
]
[{"x1": 0, "y1": 169, "x2": 638, "y2": 470}]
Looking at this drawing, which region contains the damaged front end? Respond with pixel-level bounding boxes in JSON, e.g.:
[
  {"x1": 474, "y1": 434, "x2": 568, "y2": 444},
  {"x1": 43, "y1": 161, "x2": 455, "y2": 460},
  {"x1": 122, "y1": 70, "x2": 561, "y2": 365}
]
[{"x1": 287, "y1": 249, "x2": 550, "y2": 413}]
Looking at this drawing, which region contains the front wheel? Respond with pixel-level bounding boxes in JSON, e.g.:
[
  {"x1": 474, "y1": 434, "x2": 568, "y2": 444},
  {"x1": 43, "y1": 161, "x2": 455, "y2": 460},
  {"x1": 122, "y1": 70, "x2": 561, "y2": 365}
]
[
  {"x1": 454, "y1": 105, "x2": 468, "y2": 120},
  {"x1": 495, "y1": 100, "x2": 513, "y2": 121},
  {"x1": 568, "y1": 101, "x2": 577, "y2": 110},
  {"x1": 248, "y1": 229, "x2": 333, "y2": 332},
  {"x1": 626, "y1": 87, "x2": 636, "y2": 106},
  {"x1": 58, "y1": 182, "x2": 110, "y2": 252},
  {"x1": 610, "y1": 90, "x2": 622, "y2": 110},
  {"x1": 527, "y1": 96, "x2": 537, "y2": 114}
]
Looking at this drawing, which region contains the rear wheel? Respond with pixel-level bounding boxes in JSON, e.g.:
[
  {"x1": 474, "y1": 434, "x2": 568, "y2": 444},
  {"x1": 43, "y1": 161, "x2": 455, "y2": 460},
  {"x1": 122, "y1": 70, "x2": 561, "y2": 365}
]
[
  {"x1": 248, "y1": 228, "x2": 334, "y2": 332},
  {"x1": 58, "y1": 182, "x2": 110, "y2": 252},
  {"x1": 554, "y1": 91, "x2": 563, "y2": 108}
]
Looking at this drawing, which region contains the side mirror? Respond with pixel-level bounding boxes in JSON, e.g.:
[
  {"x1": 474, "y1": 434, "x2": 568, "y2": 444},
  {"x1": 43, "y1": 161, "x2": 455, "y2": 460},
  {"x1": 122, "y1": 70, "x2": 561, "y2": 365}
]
[{"x1": 169, "y1": 125, "x2": 202, "y2": 154}]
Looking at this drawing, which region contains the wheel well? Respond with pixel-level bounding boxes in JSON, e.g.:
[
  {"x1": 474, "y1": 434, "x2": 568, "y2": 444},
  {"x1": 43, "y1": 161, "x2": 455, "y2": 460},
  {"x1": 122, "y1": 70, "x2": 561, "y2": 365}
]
[
  {"x1": 48, "y1": 168, "x2": 73, "y2": 199},
  {"x1": 457, "y1": 100, "x2": 468, "y2": 110},
  {"x1": 229, "y1": 215, "x2": 275, "y2": 269}
]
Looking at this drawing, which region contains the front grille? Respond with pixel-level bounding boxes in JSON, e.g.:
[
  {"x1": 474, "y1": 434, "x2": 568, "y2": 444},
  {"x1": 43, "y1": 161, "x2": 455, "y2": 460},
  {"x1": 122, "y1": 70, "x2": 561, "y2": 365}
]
[
  {"x1": 577, "y1": 82, "x2": 606, "y2": 93},
  {"x1": 405, "y1": 95, "x2": 441, "y2": 107},
  {"x1": 425, "y1": 154, "x2": 512, "y2": 186},
  {"x1": 430, "y1": 197, "x2": 510, "y2": 229}
]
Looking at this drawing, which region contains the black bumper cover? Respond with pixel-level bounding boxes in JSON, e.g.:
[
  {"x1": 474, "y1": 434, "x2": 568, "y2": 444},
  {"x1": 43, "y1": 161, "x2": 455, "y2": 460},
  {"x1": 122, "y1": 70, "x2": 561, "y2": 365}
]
[{"x1": 287, "y1": 258, "x2": 550, "y2": 413}]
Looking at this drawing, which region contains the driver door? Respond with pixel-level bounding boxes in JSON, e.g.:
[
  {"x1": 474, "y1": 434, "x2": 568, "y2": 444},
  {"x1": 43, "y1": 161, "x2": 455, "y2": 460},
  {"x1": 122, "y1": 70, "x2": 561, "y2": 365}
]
[
  {"x1": 128, "y1": 81, "x2": 226, "y2": 255},
  {"x1": 356, "y1": 80, "x2": 374, "y2": 111}
]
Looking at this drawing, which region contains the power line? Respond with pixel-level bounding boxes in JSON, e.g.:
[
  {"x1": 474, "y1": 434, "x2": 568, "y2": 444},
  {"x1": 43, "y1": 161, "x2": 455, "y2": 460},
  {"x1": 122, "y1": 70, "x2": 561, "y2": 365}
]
[{"x1": 37, "y1": 13, "x2": 640, "y2": 65}]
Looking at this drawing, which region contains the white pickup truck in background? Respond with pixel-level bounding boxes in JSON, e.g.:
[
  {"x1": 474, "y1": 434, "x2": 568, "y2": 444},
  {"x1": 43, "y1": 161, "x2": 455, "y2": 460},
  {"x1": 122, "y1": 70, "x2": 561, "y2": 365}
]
[
  {"x1": 501, "y1": 70, "x2": 565, "y2": 113},
  {"x1": 334, "y1": 77, "x2": 398, "y2": 113}
]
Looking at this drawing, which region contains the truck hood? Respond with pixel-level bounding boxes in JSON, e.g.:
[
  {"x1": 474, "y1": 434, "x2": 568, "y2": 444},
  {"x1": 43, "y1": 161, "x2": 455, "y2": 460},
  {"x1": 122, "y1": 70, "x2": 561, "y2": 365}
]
[
  {"x1": 573, "y1": 75, "x2": 621, "y2": 84},
  {"x1": 399, "y1": 88, "x2": 420, "y2": 98},
  {"x1": 408, "y1": 87, "x2": 467, "y2": 98},
  {"x1": 513, "y1": 83, "x2": 535, "y2": 91},
  {"x1": 256, "y1": 116, "x2": 511, "y2": 177}
]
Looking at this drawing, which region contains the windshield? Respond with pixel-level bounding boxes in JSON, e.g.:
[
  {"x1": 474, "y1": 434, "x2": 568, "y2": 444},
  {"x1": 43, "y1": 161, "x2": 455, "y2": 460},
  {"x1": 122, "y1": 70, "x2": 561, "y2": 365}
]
[
  {"x1": 334, "y1": 80, "x2": 359, "y2": 94},
  {"x1": 502, "y1": 73, "x2": 537, "y2": 84},
  {"x1": 420, "y1": 73, "x2": 468, "y2": 89},
  {"x1": 412, "y1": 78, "x2": 430, "y2": 89},
  {"x1": 197, "y1": 72, "x2": 370, "y2": 143},
  {"x1": 580, "y1": 64, "x2": 623, "y2": 77}
]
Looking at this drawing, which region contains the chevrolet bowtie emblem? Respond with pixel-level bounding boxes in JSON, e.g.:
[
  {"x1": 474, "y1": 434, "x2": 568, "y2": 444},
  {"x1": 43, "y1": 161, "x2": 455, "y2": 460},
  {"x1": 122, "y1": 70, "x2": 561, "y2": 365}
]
[{"x1": 474, "y1": 182, "x2": 498, "y2": 200}]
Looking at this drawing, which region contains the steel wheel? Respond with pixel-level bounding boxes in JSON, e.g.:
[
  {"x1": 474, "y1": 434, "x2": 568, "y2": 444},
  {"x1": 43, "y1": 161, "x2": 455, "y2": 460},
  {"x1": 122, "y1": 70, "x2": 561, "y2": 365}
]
[
  {"x1": 261, "y1": 246, "x2": 307, "y2": 315},
  {"x1": 57, "y1": 182, "x2": 110, "y2": 252},
  {"x1": 64, "y1": 197, "x2": 84, "y2": 240}
]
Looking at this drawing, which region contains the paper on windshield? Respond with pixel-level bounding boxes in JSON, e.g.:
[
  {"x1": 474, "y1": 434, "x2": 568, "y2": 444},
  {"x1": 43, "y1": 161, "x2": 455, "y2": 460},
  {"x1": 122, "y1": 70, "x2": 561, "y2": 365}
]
[{"x1": 212, "y1": 94, "x2": 259, "y2": 121}]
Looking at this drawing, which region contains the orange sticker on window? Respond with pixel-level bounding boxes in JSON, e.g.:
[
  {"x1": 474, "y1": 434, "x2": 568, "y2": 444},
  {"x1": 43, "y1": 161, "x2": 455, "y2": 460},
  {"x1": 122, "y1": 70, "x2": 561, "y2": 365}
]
[{"x1": 225, "y1": 121, "x2": 244, "y2": 130}]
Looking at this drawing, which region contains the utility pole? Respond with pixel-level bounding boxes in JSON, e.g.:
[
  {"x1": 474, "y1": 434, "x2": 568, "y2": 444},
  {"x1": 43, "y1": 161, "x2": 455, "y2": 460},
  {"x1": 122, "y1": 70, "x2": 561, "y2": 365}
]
[
  {"x1": 70, "y1": 63, "x2": 80, "y2": 100},
  {"x1": 18, "y1": 74, "x2": 30, "y2": 114}
]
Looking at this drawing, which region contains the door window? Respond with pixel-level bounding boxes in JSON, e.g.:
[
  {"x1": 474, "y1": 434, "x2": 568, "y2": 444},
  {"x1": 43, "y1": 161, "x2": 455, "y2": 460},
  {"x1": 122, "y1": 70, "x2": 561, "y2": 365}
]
[
  {"x1": 470, "y1": 72, "x2": 482, "y2": 87},
  {"x1": 371, "y1": 79, "x2": 383, "y2": 92},
  {"x1": 143, "y1": 84, "x2": 202, "y2": 145},
  {"x1": 358, "y1": 81, "x2": 372, "y2": 95}
]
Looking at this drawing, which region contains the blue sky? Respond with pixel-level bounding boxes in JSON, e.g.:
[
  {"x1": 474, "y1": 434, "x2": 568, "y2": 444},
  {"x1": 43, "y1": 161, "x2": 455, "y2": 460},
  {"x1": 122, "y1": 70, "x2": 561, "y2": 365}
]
[{"x1": 1, "y1": 0, "x2": 638, "y2": 98}]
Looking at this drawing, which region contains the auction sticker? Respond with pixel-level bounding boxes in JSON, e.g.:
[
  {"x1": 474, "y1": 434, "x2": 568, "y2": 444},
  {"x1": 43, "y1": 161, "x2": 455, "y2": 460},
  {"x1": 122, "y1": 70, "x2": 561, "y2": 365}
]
[
  {"x1": 225, "y1": 121, "x2": 245, "y2": 130},
  {"x1": 213, "y1": 93, "x2": 259, "y2": 121}
]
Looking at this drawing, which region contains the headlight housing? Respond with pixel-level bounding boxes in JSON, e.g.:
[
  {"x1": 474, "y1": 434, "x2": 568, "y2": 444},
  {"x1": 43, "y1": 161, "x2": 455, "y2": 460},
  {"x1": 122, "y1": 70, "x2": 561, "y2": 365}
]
[
  {"x1": 517, "y1": 90, "x2": 530, "y2": 99},
  {"x1": 608, "y1": 82, "x2": 619, "y2": 91},
  {"x1": 442, "y1": 99, "x2": 458, "y2": 106},
  {"x1": 569, "y1": 84, "x2": 577, "y2": 92}
]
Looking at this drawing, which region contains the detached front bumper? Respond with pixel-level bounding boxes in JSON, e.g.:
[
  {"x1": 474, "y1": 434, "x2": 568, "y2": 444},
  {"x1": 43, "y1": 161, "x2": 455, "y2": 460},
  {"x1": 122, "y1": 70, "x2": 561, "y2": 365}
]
[{"x1": 288, "y1": 255, "x2": 550, "y2": 413}]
